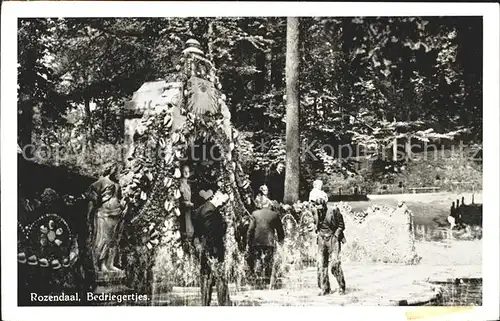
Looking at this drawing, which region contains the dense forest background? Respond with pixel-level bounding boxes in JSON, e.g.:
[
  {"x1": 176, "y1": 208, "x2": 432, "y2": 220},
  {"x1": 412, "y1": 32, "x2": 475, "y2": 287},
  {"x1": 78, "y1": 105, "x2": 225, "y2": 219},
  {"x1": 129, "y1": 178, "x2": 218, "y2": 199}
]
[{"x1": 18, "y1": 17, "x2": 483, "y2": 197}]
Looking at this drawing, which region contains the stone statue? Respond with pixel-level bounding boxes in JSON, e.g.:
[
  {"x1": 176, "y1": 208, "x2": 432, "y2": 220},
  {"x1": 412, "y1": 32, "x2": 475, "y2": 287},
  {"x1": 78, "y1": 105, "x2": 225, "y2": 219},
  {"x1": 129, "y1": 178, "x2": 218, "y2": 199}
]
[{"x1": 86, "y1": 165, "x2": 126, "y2": 275}]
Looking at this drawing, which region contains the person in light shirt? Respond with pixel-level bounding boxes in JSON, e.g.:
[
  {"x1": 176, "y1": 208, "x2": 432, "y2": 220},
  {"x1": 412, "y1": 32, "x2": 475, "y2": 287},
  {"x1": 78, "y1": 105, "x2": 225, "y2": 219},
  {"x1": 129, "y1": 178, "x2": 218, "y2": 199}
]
[
  {"x1": 309, "y1": 180, "x2": 328, "y2": 204},
  {"x1": 255, "y1": 185, "x2": 271, "y2": 210}
]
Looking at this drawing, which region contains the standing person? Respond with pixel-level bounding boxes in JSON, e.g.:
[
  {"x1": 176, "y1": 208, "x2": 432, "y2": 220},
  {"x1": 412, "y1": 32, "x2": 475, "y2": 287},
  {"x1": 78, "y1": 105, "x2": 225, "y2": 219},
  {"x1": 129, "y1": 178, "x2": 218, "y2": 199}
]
[
  {"x1": 254, "y1": 185, "x2": 271, "y2": 210},
  {"x1": 309, "y1": 179, "x2": 329, "y2": 232},
  {"x1": 315, "y1": 203, "x2": 346, "y2": 296},
  {"x1": 192, "y1": 190, "x2": 231, "y2": 306},
  {"x1": 267, "y1": 162, "x2": 285, "y2": 203},
  {"x1": 246, "y1": 201, "x2": 285, "y2": 288},
  {"x1": 250, "y1": 164, "x2": 266, "y2": 197},
  {"x1": 179, "y1": 165, "x2": 195, "y2": 248},
  {"x1": 309, "y1": 180, "x2": 329, "y2": 204}
]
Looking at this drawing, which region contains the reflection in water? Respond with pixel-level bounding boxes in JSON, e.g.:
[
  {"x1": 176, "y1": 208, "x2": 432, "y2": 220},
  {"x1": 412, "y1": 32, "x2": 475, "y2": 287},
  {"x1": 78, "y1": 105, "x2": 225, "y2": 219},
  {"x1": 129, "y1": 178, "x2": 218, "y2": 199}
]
[
  {"x1": 414, "y1": 224, "x2": 482, "y2": 241},
  {"x1": 432, "y1": 279, "x2": 482, "y2": 306}
]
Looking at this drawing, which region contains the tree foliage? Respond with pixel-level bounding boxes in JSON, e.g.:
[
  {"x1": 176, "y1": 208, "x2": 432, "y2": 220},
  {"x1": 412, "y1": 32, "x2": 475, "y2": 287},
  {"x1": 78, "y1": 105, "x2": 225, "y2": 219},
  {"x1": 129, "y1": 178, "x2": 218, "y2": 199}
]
[{"x1": 18, "y1": 17, "x2": 482, "y2": 190}]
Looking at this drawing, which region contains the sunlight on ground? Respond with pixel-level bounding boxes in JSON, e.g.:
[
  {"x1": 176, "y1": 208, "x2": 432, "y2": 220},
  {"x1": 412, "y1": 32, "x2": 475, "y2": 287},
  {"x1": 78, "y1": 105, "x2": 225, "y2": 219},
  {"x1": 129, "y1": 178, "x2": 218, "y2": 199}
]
[{"x1": 149, "y1": 193, "x2": 482, "y2": 306}]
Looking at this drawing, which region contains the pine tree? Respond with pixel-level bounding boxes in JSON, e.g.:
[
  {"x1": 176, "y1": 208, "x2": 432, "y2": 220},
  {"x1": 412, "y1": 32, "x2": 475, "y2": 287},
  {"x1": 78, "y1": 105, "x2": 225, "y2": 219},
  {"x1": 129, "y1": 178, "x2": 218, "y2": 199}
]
[{"x1": 284, "y1": 17, "x2": 300, "y2": 204}]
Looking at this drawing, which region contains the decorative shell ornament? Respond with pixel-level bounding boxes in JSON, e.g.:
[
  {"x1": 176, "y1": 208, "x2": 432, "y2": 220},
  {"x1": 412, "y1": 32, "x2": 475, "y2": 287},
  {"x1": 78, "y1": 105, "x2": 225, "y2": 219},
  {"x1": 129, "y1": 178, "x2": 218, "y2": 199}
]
[
  {"x1": 39, "y1": 258, "x2": 49, "y2": 268},
  {"x1": 173, "y1": 168, "x2": 182, "y2": 178},
  {"x1": 164, "y1": 200, "x2": 174, "y2": 212},
  {"x1": 174, "y1": 189, "x2": 182, "y2": 199},
  {"x1": 163, "y1": 177, "x2": 173, "y2": 187},
  {"x1": 69, "y1": 251, "x2": 77, "y2": 262},
  {"x1": 51, "y1": 259, "x2": 61, "y2": 270},
  {"x1": 28, "y1": 255, "x2": 37, "y2": 266},
  {"x1": 18, "y1": 252, "x2": 27, "y2": 264},
  {"x1": 62, "y1": 258, "x2": 70, "y2": 268},
  {"x1": 27, "y1": 213, "x2": 73, "y2": 266},
  {"x1": 164, "y1": 152, "x2": 174, "y2": 164}
]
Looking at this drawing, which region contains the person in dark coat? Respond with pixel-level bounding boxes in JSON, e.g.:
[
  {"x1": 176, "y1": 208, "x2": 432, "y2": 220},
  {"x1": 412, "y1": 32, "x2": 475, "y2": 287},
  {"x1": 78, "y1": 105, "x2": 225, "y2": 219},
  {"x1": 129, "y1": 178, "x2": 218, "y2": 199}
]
[
  {"x1": 267, "y1": 162, "x2": 285, "y2": 203},
  {"x1": 315, "y1": 202, "x2": 346, "y2": 296},
  {"x1": 246, "y1": 202, "x2": 285, "y2": 287},
  {"x1": 192, "y1": 190, "x2": 231, "y2": 306},
  {"x1": 249, "y1": 164, "x2": 266, "y2": 197}
]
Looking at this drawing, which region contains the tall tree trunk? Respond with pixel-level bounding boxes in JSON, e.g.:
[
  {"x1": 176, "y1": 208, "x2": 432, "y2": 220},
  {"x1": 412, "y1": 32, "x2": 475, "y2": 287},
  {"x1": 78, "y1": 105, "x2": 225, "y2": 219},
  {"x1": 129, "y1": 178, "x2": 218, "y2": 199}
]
[
  {"x1": 266, "y1": 49, "x2": 274, "y2": 130},
  {"x1": 405, "y1": 136, "x2": 412, "y2": 161},
  {"x1": 284, "y1": 17, "x2": 300, "y2": 204}
]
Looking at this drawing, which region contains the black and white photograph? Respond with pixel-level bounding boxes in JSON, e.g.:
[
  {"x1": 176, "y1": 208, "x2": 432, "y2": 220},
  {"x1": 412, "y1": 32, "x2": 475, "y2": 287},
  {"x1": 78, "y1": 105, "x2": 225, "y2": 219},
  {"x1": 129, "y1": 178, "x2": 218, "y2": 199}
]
[{"x1": 1, "y1": 2, "x2": 499, "y2": 321}]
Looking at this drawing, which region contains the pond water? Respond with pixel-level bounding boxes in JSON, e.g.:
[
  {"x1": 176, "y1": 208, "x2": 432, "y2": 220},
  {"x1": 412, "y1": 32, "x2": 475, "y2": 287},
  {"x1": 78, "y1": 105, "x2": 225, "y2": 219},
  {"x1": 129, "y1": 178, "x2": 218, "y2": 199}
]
[
  {"x1": 414, "y1": 223, "x2": 482, "y2": 241},
  {"x1": 431, "y1": 279, "x2": 482, "y2": 306}
]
